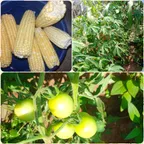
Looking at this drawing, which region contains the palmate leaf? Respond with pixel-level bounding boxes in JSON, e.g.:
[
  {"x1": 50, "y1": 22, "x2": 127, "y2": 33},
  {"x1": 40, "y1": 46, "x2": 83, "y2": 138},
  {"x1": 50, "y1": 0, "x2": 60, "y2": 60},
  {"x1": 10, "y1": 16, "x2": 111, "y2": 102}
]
[
  {"x1": 108, "y1": 65, "x2": 124, "y2": 72},
  {"x1": 99, "y1": 59, "x2": 109, "y2": 70},
  {"x1": 86, "y1": 57, "x2": 99, "y2": 68},
  {"x1": 72, "y1": 40, "x2": 86, "y2": 53}
]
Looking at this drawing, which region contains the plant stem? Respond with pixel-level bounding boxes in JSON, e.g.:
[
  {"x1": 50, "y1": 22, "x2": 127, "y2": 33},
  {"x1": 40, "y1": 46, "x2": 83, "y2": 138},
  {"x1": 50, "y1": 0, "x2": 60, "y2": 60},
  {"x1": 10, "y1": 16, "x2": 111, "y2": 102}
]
[
  {"x1": 18, "y1": 135, "x2": 45, "y2": 144},
  {"x1": 18, "y1": 119, "x2": 72, "y2": 144},
  {"x1": 67, "y1": 73, "x2": 79, "y2": 111},
  {"x1": 72, "y1": 83, "x2": 79, "y2": 110},
  {"x1": 33, "y1": 73, "x2": 48, "y2": 143},
  {"x1": 38, "y1": 73, "x2": 45, "y2": 88},
  {"x1": 18, "y1": 123, "x2": 27, "y2": 133}
]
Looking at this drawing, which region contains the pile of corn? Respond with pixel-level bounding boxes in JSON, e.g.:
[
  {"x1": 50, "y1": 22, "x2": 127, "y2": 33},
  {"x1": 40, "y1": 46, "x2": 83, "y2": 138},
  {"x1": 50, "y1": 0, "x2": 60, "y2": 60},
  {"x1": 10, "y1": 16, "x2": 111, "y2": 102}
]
[{"x1": 1, "y1": 0, "x2": 71, "y2": 71}]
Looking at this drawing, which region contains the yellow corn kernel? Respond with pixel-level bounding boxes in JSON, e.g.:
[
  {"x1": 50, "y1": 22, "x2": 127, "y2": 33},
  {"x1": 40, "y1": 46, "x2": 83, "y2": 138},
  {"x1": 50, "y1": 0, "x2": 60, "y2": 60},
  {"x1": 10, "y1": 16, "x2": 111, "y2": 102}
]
[
  {"x1": 36, "y1": 0, "x2": 66, "y2": 27},
  {"x1": 14, "y1": 10, "x2": 35, "y2": 58},
  {"x1": 44, "y1": 26, "x2": 71, "y2": 49},
  {"x1": 1, "y1": 20, "x2": 12, "y2": 68},
  {"x1": 28, "y1": 38, "x2": 45, "y2": 71},
  {"x1": 17, "y1": 25, "x2": 19, "y2": 29},
  {"x1": 2, "y1": 14, "x2": 17, "y2": 52},
  {"x1": 35, "y1": 27, "x2": 60, "y2": 69}
]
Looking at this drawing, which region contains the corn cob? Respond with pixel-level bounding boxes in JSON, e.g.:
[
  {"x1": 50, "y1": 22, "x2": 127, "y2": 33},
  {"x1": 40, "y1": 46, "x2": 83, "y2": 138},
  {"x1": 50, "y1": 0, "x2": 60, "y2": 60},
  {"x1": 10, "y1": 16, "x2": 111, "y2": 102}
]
[
  {"x1": 28, "y1": 38, "x2": 45, "y2": 71},
  {"x1": 36, "y1": 0, "x2": 66, "y2": 27},
  {"x1": 17, "y1": 25, "x2": 19, "y2": 29},
  {"x1": 2, "y1": 14, "x2": 17, "y2": 52},
  {"x1": 1, "y1": 20, "x2": 12, "y2": 68},
  {"x1": 14, "y1": 10, "x2": 35, "y2": 58},
  {"x1": 35, "y1": 27, "x2": 60, "y2": 69},
  {"x1": 44, "y1": 26, "x2": 71, "y2": 49}
]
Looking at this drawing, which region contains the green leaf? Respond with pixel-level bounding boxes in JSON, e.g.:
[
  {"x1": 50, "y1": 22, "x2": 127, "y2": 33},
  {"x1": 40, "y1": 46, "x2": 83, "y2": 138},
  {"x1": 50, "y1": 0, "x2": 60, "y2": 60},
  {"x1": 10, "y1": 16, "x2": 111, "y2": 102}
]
[
  {"x1": 120, "y1": 96, "x2": 128, "y2": 112},
  {"x1": 111, "y1": 81, "x2": 126, "y2": 95},
  {"x1": 123, "y1": 92, "x2": 131, "y2": 103},
  {"x1": 140, "y1": 76, "x2": 144, "y2": 91},
  {"x1": 95, "y1": 74, "x2": 112, "y2": 97},
  {"x1": 126, "y1": 80, "x2": 139, "y2": 98},
  {"x1": 108, "y1": 65, "x2": 124, "y2": 72},
  {"x1": 128, "y1": 102, "x2": 140, "y2": 122},
  {"x1": 9, "y1": 129, "x2": 19, "y2": 138},
  {"x1": 134, "y1": 130, "x2": 143, "y2": 143},
  {"x1": 95, "y1": 97, "x2": 105, "y2": 115},
  {"x1": 67, "y1": 73, "x2": 79, "y2": 84},
  {"x1": 96, "y1": 120, "x2": 106, "y2": 132},
  {"x1": 120, "y1": 92, "x2": 131, "y2": 112},
  {"x1": 125, "y1": 127, "x2": 141, "y2": 140},
  {"x1": 72, "y1": 40, "x2": 86, "y2": 53}
]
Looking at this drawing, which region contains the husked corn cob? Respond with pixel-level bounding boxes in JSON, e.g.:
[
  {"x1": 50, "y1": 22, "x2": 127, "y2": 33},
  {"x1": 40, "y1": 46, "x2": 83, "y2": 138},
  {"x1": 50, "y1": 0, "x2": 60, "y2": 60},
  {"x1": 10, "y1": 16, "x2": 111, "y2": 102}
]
[
  {"x1": 28, "y1": 38, "x2": 45, "y2": 71},
  {"x1": 44, "y1": 26, "x2": 71, "y2": 49},
  {"x1": 2, "y1": 14, "x2": 17, "y2": 52},
  {"x1": 36, "y1": 0, "x2": 66, "y2": 27},
  {"x1": 14, "y1": 10, "x2": 35, "y2": 58},
  {"x1": 35, "y1": 27, "x2": 60, "y2": 69},
  {"x1": 1, "y1": 20, "x2": 12, "y2": 68},
  {"x1": 17, "y1": 25, "x2": 19, "y2": 29}
]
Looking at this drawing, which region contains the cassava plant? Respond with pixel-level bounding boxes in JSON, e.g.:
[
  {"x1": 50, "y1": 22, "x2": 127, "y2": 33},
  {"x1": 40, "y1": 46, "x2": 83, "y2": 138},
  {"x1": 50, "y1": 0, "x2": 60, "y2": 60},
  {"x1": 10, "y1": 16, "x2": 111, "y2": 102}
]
[{"x1": 73, "y1": 0, "x2": 143, "y2": 71}]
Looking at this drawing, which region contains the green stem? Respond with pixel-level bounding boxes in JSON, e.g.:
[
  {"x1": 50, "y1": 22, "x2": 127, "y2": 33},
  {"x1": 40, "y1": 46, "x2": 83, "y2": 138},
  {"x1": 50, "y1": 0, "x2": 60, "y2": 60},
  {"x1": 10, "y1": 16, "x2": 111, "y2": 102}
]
[
  {"x1": 18, "y1": 119, "x2": 72, "y2": 144},
  {"x1": 67, "y1": 73, "x2": 79, "y2": 111},
  {"x1": 38, "y1": 73, "x2": 45, "y2": 88},
  {"x1": 71, "y1": 83, "x2": 79, "y2": 110},
  {"x1": 18, "y1": 135, "x2": 45, "y2": 144},
  {"x1": 18, "y1": 123, "x2": 27, "y2": 133},
  {"x1": 33, "y1": 73, "x2": 47, "y2": 142},
  {"x1": 15, "y1": 73, "x2": 23, "y2": 85}
]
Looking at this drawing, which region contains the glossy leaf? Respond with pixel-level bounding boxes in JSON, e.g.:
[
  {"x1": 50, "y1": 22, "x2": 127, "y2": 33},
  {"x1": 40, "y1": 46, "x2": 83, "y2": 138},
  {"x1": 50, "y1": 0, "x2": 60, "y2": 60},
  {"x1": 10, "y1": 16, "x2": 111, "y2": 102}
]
[
  {"x1": 120, "y1": 92, "x2": 131, "y2": 112},
  {"x1": 111, "y1": 81, "x2": 126, "y2": 95},
  {"x1": 128, "y1": 102, "x2": 140, "y2": 122},
  {"x1": 126, "y1": 80, "x2": 139, "y2": 98},
  {"x1": 125, "y1": 127, "x2": 141, "y2": 140}
]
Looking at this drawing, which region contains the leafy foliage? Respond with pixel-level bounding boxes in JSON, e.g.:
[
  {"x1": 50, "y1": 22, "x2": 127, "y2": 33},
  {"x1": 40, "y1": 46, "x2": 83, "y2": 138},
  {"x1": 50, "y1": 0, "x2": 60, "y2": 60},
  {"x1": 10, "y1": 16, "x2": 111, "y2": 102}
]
[
  {"x1": 1, "y1": 73, "x2": 143, "y2": 143},
  {"x1": 73, "y1": 0, "x2": 143, "y2": 71}
]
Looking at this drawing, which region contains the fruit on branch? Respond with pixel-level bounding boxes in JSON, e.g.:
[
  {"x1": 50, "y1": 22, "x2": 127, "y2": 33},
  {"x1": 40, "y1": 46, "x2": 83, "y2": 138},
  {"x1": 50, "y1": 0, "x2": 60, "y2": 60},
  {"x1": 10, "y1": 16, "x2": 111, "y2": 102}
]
[
  {"x1": 48, "y1": 92, "x2": 74, "y2": 118},
  {"x1": 14, "y1": 99, "x2": 35, "y2": 121},
  {"x1": 75, "y1": 112, "x2": 97, "y2": 138},
  {"x1": 53, "y1": 122, "x2": 75, "y2": 139}
]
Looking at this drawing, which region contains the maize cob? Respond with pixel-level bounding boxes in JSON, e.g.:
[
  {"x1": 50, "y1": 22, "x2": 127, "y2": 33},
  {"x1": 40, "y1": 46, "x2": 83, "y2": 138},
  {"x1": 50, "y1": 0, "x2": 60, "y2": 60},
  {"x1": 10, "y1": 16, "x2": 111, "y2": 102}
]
[
  {"x1": 35, "y1": 27, "x2": 60, "y2": 69},
  {"x1": 28, "y1": 38, "x2": 45, "y2": 71},
  {"x1": 44, "y1": 26, "x2": 71, "y2": 49},
  {"x1": 14, "y1": 10, "x2": 35, "y2": 58},
  {"x1": 1, "y1": 20, "x2": 12, "y2": 68},
  {"x1": 36, "y1": 0, "x2": 66, "y2": 27},
  {"x1": 17, "y1": 25, "x2": 19, "y2": 29},
  {"x1": 2, "y1": 14, "x2": 17, "y2": 52}
]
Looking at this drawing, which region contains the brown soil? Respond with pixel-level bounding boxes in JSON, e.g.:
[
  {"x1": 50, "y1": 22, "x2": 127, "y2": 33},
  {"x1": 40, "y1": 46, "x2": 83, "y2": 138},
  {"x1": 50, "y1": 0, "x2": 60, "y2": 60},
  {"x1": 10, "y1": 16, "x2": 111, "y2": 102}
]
[{"x1": 101, "y1": 97, "x2": 133, "y2": 143}]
